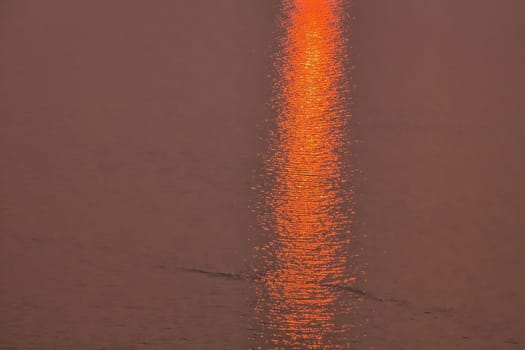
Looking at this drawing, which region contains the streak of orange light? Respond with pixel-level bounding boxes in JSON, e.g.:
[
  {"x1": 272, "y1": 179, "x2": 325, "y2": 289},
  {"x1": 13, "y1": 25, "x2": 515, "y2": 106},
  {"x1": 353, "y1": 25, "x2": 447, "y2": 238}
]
[{"x1": 254, "y1": 0, "x2": 355, "y2": 349}]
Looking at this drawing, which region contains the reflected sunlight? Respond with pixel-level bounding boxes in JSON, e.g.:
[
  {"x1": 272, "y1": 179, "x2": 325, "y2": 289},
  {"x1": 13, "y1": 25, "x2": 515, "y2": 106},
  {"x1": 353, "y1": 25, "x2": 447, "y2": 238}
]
[{"x1": 253, "y1": 0, "x2": 356, "y2": 349}]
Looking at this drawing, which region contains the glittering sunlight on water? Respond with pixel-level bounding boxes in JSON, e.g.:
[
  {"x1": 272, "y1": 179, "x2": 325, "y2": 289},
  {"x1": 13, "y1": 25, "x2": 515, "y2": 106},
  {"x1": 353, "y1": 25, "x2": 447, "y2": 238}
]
[{"x1": 252, "y1": 0, "x2": 356, "y2": 349}]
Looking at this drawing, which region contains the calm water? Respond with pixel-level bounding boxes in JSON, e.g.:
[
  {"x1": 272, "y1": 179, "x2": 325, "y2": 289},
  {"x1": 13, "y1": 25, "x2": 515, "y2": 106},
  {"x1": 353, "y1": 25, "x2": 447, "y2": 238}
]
[
  {"x1": 252, "y1": 1, "x2": 357, "y2": 348},
  {"x1": 3, "y1": 1, "x2": 524, "y2": 349}
]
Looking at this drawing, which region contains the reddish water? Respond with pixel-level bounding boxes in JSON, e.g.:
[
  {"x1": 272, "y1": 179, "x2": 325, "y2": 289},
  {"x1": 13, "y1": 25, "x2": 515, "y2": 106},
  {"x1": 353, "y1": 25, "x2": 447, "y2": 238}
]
[{"x1": 2, "y1": 1, "x2": 525, "y2": 349}]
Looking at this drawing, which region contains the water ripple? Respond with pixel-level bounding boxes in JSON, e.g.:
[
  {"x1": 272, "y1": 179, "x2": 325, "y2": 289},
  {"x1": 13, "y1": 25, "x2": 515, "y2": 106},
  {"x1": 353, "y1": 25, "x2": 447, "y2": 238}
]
[{"x1": 252, "y1": 1, "x2": 357, "y2": 349}]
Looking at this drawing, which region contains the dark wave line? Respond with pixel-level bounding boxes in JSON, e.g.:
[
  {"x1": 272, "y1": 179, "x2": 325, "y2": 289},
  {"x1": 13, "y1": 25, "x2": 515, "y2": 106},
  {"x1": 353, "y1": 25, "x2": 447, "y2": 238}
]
[{"x1": 178, "y1": 266, "x2": 407, "y2": 305}]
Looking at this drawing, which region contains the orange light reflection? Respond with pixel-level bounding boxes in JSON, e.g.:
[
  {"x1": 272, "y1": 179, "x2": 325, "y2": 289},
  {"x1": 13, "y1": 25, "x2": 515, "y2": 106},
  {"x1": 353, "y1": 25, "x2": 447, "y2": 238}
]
[{"x1": 254, "y1": 0, "x2": 355, "y2": 349}]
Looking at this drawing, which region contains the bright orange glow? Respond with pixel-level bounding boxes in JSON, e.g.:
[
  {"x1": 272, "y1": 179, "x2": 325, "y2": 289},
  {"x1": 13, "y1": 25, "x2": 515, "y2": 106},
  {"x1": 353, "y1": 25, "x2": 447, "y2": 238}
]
[{"x1": 253, "y1": 0, "x2": 355, "y2": 349}]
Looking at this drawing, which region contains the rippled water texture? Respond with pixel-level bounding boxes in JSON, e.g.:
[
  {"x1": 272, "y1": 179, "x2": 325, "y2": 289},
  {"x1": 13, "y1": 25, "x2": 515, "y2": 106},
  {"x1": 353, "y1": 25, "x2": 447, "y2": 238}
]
[{"x1": 253, "y1": 0, "x2": 355, "y2": 349}]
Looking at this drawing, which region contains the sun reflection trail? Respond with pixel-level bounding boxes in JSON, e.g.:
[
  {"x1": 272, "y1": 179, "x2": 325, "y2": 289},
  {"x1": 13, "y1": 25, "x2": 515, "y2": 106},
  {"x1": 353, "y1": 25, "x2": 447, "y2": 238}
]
[{"x1": 253, "y1": 0, "x2": 356, "y2": 349}]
